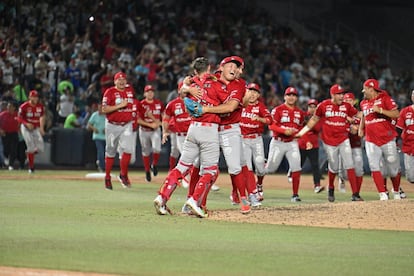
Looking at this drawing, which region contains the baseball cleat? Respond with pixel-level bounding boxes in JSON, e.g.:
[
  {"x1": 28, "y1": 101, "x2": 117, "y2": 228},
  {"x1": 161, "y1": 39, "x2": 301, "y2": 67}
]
[
  {"x1": 105, "y1": 178, "x2": 113, "y2": 190},
  {"x1": 240, "y1": 197, "x2": 251, "y2": 214},
  {"x1": 314, "y1": 185, "x2": 325, "y2": 194},
  {"x1": 249, "y1": 193, "x2": 262, "y2": 208},
  {"x1": 379, "y1": 192, "x2": 389, "y2": 201},
  {"x1": 151, "y1": 165, "x2": 158, "y2": 176},
  {"x1": 153, "y1": 195, "x2": 168, "y2": 215},
  {"x1": 118, "y1": 174, "x2": 131, "y2": 188},
  {"x1": 211, "y1": 184, "x2": 220, "y2": 191},
  {"x1": 291, "y1": 195, "x2": 301, "y2": 202},
  {"x1": 328, "y1": 188, "x2": 335, "y2": 202},
  {"x1": 185, "y1": 197, "x2": 208, "y2": 218},
  {"x1": 351, "y1": 193, "x2": 364, "y2": 201},
  {"x1": 145, "y1": 171, "x2": 151, "y2": 182}
]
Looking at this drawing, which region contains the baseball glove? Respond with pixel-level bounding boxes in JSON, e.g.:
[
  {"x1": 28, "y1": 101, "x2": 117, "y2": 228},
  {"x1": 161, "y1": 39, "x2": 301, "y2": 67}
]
[{"x1": 184, "y1": 97, "x2": 203, "y2": 117}]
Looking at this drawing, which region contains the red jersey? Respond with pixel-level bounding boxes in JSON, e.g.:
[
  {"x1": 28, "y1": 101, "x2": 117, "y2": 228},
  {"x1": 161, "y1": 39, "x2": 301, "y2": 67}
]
[
  {"x1": 190, "y1": 74, "x2": 228, "y2": 124},
  {"x1": 349, "y1": 116, "x2": 362, "y2": 148},
  {"x1": 315, "y1": 99, "x2": 358, "y2": 146},
  {"x1": 270, "y1": 103, "x2": 305, "y2": 142},
  {"x1": 396, "y1": 105, "x2": 414, "y2": 155},
  {"x1": 102, "y1": 86, "x2": 135, "y2": 123},
  {"x1": 140, "y1": 98, "x2": 164, "y2": 131},
  {"x1": 17, "y1": 101, "x2": 44, "y2": 128},
  {"x1": 240, "y1": 101, "x2": 272, "y2": 135},
  {"x1": 131, "y1": 99, "x2": 146, "y2": 131},
  {"x1": 164, "y1": 97, "x2": 191, "y2": 133},
  {"x1": 220, "y1": 78, "x2": 246, "y2": 125},
  {"x1": 0, "y1": 110, "x2": 19, "y2": 133},
  {"x1": 298, "y1": 112, "x2": 321, "y2": 150},
  {"x1": 360, "y1": 92, "x2": 398, "y2": 146}
]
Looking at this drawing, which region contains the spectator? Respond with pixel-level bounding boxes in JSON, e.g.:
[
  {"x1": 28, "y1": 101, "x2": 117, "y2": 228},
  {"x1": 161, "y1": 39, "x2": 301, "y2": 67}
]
[
  {"x1": 0, "y1": 101, "x2": 19, "y2": 170},
  {"x1": 63, "y1": 110, "x2": 81, "y2": 129}
]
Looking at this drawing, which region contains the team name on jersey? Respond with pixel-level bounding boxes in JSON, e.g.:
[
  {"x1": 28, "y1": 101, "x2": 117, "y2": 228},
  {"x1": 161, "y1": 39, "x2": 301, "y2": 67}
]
[
  {"x1": 281, "y1": 110, "x2": 301, "y2": 125},
  {"x1": 405, "y1": 117, "x2": 414, "y2": 126},
  {"x1": 174, "y1": 103, "x2": 184, "y2": 116},
  {"x1": 241, "y1": 108, "x2": 259, "y2": 119},
  {"x1": 26, "y1": 107, "x2": 42, "y2": 118}
]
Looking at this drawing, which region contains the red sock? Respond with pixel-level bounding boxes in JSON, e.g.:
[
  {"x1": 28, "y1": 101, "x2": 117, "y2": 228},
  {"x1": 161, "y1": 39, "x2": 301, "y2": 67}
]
[
  {"x1": 120, "y1": 153, "x2": 131, "y2": 176},
  {"x1": 291, "y1": 171, "x2": 301, "y2": 195},
  {"x1": 169, "y1": 156, "x2": 177, "y2": 170},
  {"x1": 142, "y1": 156, "x2": 151, "y2": 172},
  {"x1": 346, "y1": 168, "x2": 358, "y2": 194},
  {"x1": 243, "y1": 166, "x2": 257, "y2": 194},
  {"x1": 356, "y1": 176, "x2": 363, "y2": 193},
  {"x1": 231, "y1": 172, "x2": 247, "y2": 197},
  {"x1": 372, "y1": 171, "x2": 386, "y2": 192},
  {"x1": 27, "y1": 152, "x2": 35, "y2": 169},
  {"x1": 328, "y1": 171, "x2": 336, "y2": 189},
  {"x1": 152, "y1": 152, "x2": 160, "y2": 166},
  {"x1": 257, "y1": 175, "x2": 264, "y2": 185},
  {"x1": 391, "y1": 172, "x2": 401, "y2": 193},
  {"x1": 105, "y1": 157, "x2": 114, "y2": 179},
  {"x1": 188, "y1": 167, "x2": 200, "y2": 198}
]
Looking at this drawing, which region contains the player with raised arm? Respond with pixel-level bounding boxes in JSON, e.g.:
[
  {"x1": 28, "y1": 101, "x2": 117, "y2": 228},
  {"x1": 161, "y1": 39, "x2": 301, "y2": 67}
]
[{"x1": 296, "y1": 84, "x2": 363, "y2": 202}]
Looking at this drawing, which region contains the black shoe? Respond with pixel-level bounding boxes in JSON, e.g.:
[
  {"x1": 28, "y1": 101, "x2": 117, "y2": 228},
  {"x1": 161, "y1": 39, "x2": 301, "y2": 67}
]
[
  {"x1": 351, "y1": 193, "x2": 364, "y2": 201},
  {"x1": 105, "y1": 178, "x2": 113, "y2": 190},
  {"x1": 151, "y1": 165, "x2": 158, "y2": 176},
  {"x1": 328, "y1": 188, "x2": 335, "y2": 202},
  {"x1": 118, "y1": 174, "x2": 131, "y2": 188},
  {"x1": 145, "y1": 171, "x2": 151, "y2": 182}
]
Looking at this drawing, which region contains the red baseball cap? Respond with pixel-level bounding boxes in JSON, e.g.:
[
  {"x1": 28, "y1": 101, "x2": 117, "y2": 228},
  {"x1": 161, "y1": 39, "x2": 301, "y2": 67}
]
[
  {"x1": 246, "y1": 83, "x2": 261, "y2": 92},
  {"x1": 343, "y1": 92, "x2": 355, "y2": 101},
  {"x1": 114, "y1": 72, "x2": 127, "y2": 81},
  {"x1": 307, "y1": 99, "x2": 318, "y2": 106},
  {"x1": 363, "y1": 78, "x2": 384, "y2": 92},
  {"x1": 144, "y1": 85, "x2": 155, "y2": 92},
  {"x1": 220, "y1": 56, "x2": 244, "y2": 68},
  {"x1": 330, "y1": 84, "x2": 345, "y2": 94},
  {"x1": 29, "y1": 90, "x2": 39, "y2": 97},
  {"x1": 284, "y1": 86, "x2": 298, "y2": 95}
]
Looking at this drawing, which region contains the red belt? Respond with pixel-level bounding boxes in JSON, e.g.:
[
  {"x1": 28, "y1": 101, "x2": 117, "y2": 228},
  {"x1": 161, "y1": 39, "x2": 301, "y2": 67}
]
[
  {"x1": 219, "y1": 124, "x2": 238, "y2": 131},
  {"x1": 243, "y1": 133, "x2": 261, "y2": 139},
  {"x1": 192, "y1": 122, "x2": 215, "y2": 127},
  {"x1": 109, "y1": 121, "x2": 128, "y2": 126},
  {"x1": 175, "y1": 132, "x2": 187, "y2": 136}
]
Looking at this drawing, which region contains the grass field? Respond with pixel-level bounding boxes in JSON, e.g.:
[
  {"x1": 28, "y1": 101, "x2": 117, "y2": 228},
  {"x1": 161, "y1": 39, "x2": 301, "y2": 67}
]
[{"x1": 1, "y1": 170, "x2": 414, "y2": 276}]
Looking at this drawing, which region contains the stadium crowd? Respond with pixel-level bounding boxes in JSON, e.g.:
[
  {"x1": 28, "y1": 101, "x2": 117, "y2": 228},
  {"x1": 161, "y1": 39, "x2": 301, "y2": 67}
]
[{"x1": 0, "y1": 0, "x2": 413, "y2": 172}]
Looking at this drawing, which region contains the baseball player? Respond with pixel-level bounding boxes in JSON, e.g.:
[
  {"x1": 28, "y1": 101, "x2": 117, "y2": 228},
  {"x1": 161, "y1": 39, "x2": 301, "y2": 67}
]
[
  {"x1": 101, "y1": 71, "x2": 135, "y2": 190},
  {"x1": 358, "y1": 78, "x2": 401, "y2": 200},
  {"x1": 296, "y1": 84, "x2": 362, "y2": 202},
  {"x1": 295, "y1": 98, "x2": 324, "y2": 193},
  {"x1": 153, "y1": 57, "x2": 228, "y2": 218},
  {"x1": 266, "y1": 87, "x2": 305, "y2": 202},
  {"x1": 139, "y1": 85, "x2": 164, "y2": 182},
  {"x1": 17, "y1": 90, "x2": 45, "y2": 173},
  {"x1": 337, "y1": 92, "x2": 364, "y2": 196},
  {"x1": 197, "y1": 56, "x2": 262, "y2": 213},
  {"x1": 396, "y1": 89, "x2": 414, "y2": 184},
  {"x1": 240, "y1": 83, "x2": 273, "y2": 201},
  {"x1": 162, "y1": 82, "x2": 191, "y2": 171}
]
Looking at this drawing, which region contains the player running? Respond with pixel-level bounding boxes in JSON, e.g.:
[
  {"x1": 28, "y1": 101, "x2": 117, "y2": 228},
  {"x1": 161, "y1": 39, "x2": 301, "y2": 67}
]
[{"x1": 17, "y1": 90, "x2": 45, "y2": 173}]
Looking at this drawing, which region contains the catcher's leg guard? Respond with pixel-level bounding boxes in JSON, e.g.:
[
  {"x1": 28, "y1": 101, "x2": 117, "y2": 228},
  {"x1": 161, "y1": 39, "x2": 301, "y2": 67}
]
[{"x1": 159, "y1": 168, "x2": 183, "y2": 200}]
